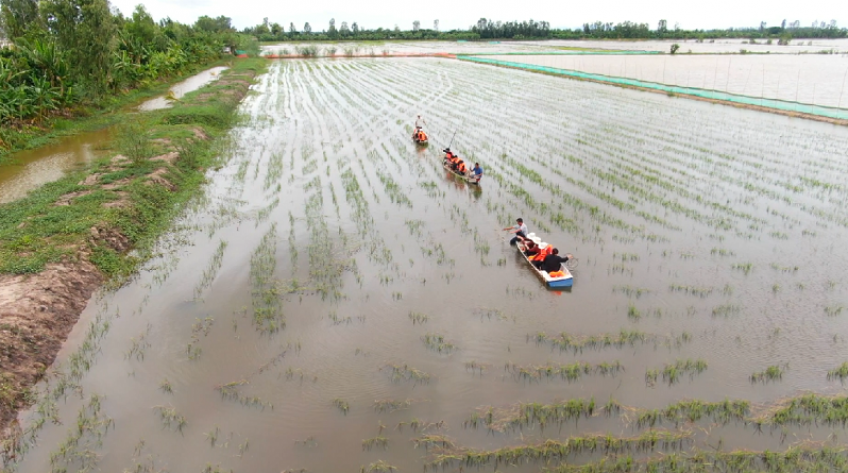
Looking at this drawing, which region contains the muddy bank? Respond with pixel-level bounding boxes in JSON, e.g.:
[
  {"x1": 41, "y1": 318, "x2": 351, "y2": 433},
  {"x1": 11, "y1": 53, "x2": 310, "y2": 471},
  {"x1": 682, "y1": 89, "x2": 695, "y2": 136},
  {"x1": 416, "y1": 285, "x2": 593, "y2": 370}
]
[{"x1": 0, "y1": 58, "x2": 266, "y2": 438}]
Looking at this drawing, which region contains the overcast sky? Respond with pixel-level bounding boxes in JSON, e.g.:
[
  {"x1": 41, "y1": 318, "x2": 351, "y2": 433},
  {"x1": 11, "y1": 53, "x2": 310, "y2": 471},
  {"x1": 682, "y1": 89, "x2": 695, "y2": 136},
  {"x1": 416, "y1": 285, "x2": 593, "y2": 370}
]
[{"x1": 109, "y1": 0, "x2": 846, "y2": 32}]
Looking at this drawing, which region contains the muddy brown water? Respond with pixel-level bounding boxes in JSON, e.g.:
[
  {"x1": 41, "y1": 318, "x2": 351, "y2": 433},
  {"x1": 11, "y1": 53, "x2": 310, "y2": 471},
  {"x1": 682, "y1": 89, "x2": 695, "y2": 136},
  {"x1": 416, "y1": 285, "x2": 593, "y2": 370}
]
[
  {"x1": 0, "y1": 67, "x2": 230, "y2": 205},
  {"x1": 137, "y1": 66, "x2": 229, "y2": 111},
  {"x1": 0, "y1": 128, "x2": 113, "y2": 204},
  {"x1": 7, "y1": 58, "x2": 848, "y2": 472}
]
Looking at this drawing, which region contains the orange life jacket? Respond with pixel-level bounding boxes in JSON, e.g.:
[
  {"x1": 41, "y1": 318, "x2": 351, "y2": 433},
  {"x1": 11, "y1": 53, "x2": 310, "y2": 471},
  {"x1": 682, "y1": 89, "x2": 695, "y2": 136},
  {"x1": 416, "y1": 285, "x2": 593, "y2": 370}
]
[
  {"x1": 548, "y1": 270, "x2": 565, "y2": 278},
  {"x1": 458, "y1": 163, "x2": 466, "y2": 173},
  {"x1": 419, "y1": 131, "x2": 426, "y2": 141},
  {"x1": 532, "y1": 246, "x2": 552, "y2": 261}
]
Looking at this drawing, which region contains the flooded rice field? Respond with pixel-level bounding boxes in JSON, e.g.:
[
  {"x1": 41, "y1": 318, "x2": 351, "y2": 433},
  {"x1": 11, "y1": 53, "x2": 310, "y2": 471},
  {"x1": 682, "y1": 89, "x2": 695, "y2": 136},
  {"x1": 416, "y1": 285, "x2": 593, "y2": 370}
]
[
  {"x1": 137, "y1": 66, "x2": 229, "y2": 111},
  {"x1": 486, "y1": 53, "x2": 848, "y2": 108},
  {"x1": 541, "y1": 38, "x2": 848, "y2": 54},
  {"x1": 0, "y1": 128, "x2": 112, "y2": 204},
  {"x1": 8, "y1": 57, "x2": 848, "y2": 472}
]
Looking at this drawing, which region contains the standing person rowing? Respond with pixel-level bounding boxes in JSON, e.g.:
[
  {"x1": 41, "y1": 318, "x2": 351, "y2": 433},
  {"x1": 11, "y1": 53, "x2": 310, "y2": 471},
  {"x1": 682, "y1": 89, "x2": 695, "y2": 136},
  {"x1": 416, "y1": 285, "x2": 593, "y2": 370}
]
[
  {"x1": 503, "y1": 218, "x2": 528, "y2": 246},
  {"x1": 415, "y1": 115, "x2": 427, "y2": 129}
]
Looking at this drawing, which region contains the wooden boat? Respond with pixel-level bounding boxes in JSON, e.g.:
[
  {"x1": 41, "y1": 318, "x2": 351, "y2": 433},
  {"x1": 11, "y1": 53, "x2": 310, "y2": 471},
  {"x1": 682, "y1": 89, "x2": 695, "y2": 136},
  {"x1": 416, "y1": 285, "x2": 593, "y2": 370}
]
[
  {"x1": 516, "y1": 240, "x2": 573, "y2": 288},
  {"x1": 443, "y1": 162, "x2": 479, "y2": 185}
]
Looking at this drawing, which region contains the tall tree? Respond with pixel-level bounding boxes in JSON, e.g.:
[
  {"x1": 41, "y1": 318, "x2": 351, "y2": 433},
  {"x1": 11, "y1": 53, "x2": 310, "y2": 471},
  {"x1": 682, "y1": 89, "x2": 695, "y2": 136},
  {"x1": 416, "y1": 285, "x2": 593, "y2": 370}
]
[
  {"x1": 1, "y1": 0, "x2": 40, "y2": 39},
  {"x1": 412, "y1": 20, "x2": 420, "y2": 31},
  {"x1": 289, "y1": 22, "x2": 296, "y2": 33},
  {"x1": 303, "y1": 22, "x2": 311, "y2": 34},
  {"x1": 41, "y1": 0, "x2": 116, "y2": 94},
  {"x1": 434, "y1": 19, "x2": 439, "y2": 31},
  {"x1": 339, "y1": 21, "x2": 349, "y2": 35},
  {"x1": 351, "y1": 22, "x2": 359, "y2": 35},
  {"x1": 328, "y1": 17, "x2": 337, "y2": 37}
]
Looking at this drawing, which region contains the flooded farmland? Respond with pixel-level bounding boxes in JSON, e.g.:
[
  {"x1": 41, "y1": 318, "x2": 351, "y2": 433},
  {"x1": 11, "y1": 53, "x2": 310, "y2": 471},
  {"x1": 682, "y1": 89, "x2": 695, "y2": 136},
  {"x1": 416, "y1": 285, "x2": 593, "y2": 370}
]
[
  {"x1": 7, "y1": 57, "x2": 848, "y2": 472},
  {"x1": 486, "y1": 53, "x2": 848, "y2": 108}
]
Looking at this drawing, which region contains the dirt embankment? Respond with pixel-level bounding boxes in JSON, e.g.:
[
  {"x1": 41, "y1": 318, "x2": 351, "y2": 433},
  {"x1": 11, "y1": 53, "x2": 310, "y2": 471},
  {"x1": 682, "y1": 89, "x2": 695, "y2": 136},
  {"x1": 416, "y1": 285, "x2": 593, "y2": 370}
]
[{"x1": 0, "y1": 60, "x2": 262, "y2": 438}]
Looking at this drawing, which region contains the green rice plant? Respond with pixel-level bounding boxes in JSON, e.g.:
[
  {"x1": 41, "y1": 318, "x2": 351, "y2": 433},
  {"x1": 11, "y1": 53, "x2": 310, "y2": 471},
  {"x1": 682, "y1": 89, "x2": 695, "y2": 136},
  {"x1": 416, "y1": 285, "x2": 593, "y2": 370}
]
[
  {"x1": 159, "y1": 379, "x2": 173, "y2": 394},
  {"x1": 360, "y1": 460, "x2": 397, "y2": 473},
  {"x1": 533, "y1": 329, "x2": 690, "y2": 354},
  {"x1": 412, "y1": 434, "x2": 456, "y2": 451},
  {"x1": 825, "y1": 305, "x2": 844, "y2": 317},
  {"x1": 408, "y1": 311, "x2": 428, "y2": 325},
  {"x1": 373, "y1": 399, "x2": 414, "y2": 412},
  {"x1": 204, "y1": 426, "x2": 220, "y2": 447},
  {"x1": 827, "y1": 363, "x2": 848, "y2": 383},
  {"x1": 627, "y1": 304, "x2": 641, "y2": 320},
  {"x1": 421, "y1": 333, "x2": 457, "y2": 354},
  {"x1": 382, "y1": 364, "x2": 431, "y2": 385},
  {"x1": 635, "y1": 399, "x2": 749, "y2": 428},
  {"x1": 646, "y1": 359, "x2": 707, "y2": 385},
  {"x1": 505, "y1": 361, "x2": 624, "y2": 383},
  {"x1": 332, "y1": 398, "x2": 350, "y2": 415},
  {"x1": 152, "y1": 405, "x2": 187, "y2": 432},
  {"x1": 362, "y1": 435, "x2": 389, "y2": 451},
  {"x1": 712, "y1": 304, "x2": 742, "y2": 317},
  {"x1": 764, "y1": 394, "x2": 848, "y2": 426},
  {"x1": 467, "y1": 398, "x2": 596, "y2": 432},
  {"x1": 732, "y1": 262, "x2": 754, "y2": 275},
  {"x1": 750, "y1": 365, "x2": 785, "y2": 383}
]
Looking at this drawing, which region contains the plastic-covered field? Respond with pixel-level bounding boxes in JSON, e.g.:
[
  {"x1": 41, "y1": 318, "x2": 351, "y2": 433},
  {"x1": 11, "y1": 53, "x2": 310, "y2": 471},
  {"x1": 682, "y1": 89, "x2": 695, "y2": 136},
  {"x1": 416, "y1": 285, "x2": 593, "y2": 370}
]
[{"x1": 463, "y1": 55, "x2": 848, "y2": 120}]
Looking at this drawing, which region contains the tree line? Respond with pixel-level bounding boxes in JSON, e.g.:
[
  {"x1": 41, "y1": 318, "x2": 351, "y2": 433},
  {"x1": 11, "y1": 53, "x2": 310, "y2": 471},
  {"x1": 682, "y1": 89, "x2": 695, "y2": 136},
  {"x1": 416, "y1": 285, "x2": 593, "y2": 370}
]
[
  {"x1": 242, "y1": 17, "x2": 847, "y2": 42},
  {"x1": 0, "y1": 0, "x2": 255, "y2": 126}
]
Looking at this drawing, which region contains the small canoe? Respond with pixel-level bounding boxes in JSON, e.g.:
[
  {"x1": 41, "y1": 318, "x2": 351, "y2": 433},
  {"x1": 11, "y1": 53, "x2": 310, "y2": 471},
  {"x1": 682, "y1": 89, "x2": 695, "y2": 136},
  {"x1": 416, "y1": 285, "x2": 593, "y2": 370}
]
[
  {"x1": 443, "y1": 162, "x2": 479, "y2": 185},
  {"x1": 516, "y1": 241, "x2": 573, "y2": 288},
  {"x1": 412, "y1": 133, "x2": 429, "y2": 146}
]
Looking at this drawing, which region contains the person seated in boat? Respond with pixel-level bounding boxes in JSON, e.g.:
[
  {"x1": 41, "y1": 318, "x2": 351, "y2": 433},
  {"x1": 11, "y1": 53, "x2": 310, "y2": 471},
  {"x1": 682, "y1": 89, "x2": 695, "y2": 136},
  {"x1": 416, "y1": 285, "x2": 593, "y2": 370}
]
[
  {"x1": 471, "y1": 163, "x2": 483, "y2": 183},
  {"x1": 443, "y1": 148, "x2": 455, "y2": 163},
  {"x1": 533, "y1": 248, "x2": 572, "y2": 274},
  {"x1": 503, "y1": 218, "x2": 528, "y2": 246},
  {"x1": 456, "y1": 160, "x2": 468, "y2": 175},
  {"x1": 523, "y1": 240, "x2": 540, "y2": 258},
  {"x1": 419, "y1": 130, "x2": 427, "y2": 141}
]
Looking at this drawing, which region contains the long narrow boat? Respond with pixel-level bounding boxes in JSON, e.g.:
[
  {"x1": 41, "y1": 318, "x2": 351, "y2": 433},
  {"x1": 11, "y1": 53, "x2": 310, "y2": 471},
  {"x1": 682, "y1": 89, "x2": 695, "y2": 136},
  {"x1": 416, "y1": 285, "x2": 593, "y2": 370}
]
[
  {"x1": 443, "y1": 162, "x2": 479, "y2": 185},
  {"x1": 516, "y1": 241, "x2": 574, "y2": 288}
]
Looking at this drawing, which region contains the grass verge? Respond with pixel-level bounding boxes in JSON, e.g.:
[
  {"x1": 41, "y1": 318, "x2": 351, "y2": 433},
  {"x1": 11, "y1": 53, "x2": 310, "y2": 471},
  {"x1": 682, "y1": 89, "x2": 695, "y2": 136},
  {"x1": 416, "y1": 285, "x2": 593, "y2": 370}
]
[{"x1": 0, "y1": 57, "x2": 267, "y2": 439}]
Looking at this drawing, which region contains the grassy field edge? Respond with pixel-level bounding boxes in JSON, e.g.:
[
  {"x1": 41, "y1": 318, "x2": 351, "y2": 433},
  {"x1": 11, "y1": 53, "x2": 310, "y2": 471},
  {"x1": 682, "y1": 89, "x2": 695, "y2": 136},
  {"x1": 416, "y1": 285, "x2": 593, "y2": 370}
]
[{"x1": 0, "y1": 57, "x2": 268, "y2": 444}]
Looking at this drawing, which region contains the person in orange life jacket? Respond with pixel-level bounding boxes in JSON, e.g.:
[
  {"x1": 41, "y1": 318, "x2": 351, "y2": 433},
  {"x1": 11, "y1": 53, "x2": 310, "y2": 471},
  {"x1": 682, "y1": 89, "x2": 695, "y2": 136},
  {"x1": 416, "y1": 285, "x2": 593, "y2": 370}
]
[
  {"x1": 523, "y1": 240, "x2": 540, "y2": 258},
  {"x1": 442, "y1": 148, "x2": 455, "y2": 164},
  {"x1": 417, "y1": 129, "x2": 426, "y2": 141},
  {"x1": 456, "y1": 160, "x2": 467, "y2": 174},
  {"x1": 503, "y1": 218, "x2": 528, "y2": 246},
  {"x1": 533, "y1": 248, "x2": 572, "y2": 273}
]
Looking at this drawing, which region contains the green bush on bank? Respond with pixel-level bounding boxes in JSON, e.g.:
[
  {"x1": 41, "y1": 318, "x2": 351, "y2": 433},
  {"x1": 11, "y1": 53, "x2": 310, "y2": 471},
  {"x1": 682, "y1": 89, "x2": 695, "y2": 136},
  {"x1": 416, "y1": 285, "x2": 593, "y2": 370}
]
[{"x1": 0, "y1": 58, "x2": 266, "y2": 278}]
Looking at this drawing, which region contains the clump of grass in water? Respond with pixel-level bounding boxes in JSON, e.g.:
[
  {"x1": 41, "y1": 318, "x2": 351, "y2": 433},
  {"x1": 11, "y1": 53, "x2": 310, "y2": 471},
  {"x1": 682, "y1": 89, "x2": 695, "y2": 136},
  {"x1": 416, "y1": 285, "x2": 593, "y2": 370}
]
[
  {"x1": 423, "y1": 431, "x2": 693, "y2": 470},
  {"x1": 421, "y1": 333, "x2": 457, "y2": 353},
  {"x1": 408, "y1": 311, "x2": 428, "y2": 325},
  {"x1": 751, "y1": 365, "x2": 785, "y2": 383},
  {"x1": 159, "y1": 378, "x2": 173, "y2": 393},
  {"x1": 732, "y1": 262, "x2": 754, "y2": 274},
  {"x1": 373, "y1": 399, "x2": 414, "y2": 412},
  {"x1": 153, "y1": 405, "x2": 187, "y2": 432},
  {"x1": 362, "y1": 436, "x2": 389, "y2": 451},
  {"x1": 533, "y1": 329, "x2": 691, "y2": 354},
  {"x1": 825, "y1": 305, "x2": 844, "y2": 317},
  {"x1": 827, "y1": 363, "x2": 848, "y2": 382},
  {"x1": 397, "y1": 419, "x2": 444, "y2": 433},
  {"x1": 645, "y1": 359, "x2": 707, "y2": 385},
  {"x1": 333, "y1": 398, "x2": 350, "y2": 415},
  {"x1": 382, "y1": 364, "x2": 431, "y2": 385},
  {"x1": 361, "y1": 460, "x2": 397, "y2": 473},
  {"x1": 466, "y1": 398, "x2": 597, "y2": 432},
  {"x1": 635, "y1": 399, "x2": 749, "y2": 428},
  {"x1": 505, "y1": 361, "x2": 624, "y2": 382}
]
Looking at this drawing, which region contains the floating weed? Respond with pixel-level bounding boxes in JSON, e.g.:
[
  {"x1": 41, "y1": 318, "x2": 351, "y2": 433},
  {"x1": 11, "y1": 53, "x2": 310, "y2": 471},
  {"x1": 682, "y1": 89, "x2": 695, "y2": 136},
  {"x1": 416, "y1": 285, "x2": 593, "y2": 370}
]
[
  {"x1": 362, "y1": 436, "x2": 389, "y2": 451},
  {"x1": 827, "y1": 363, "x2": 848, "y2": 382},
  {"x1": 421, "y1": 333, "x2": 457, "y2": 354},
  {"x1": 750, "y1": 364, "x2": 786, "y2": 383},
  {"x1": 333, "y1": 398, "x2": 350, "y2": 415}
]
